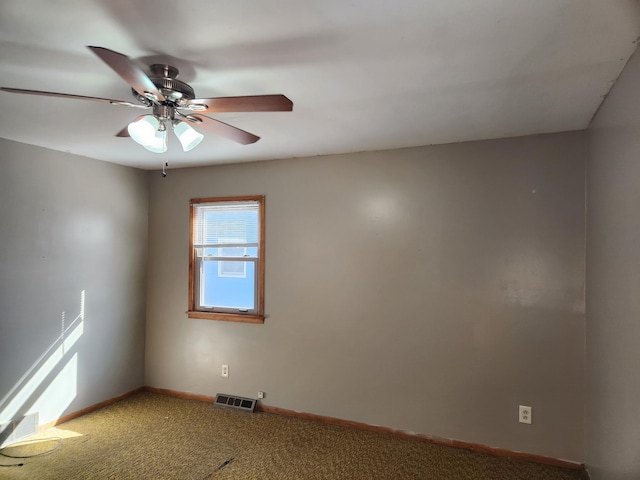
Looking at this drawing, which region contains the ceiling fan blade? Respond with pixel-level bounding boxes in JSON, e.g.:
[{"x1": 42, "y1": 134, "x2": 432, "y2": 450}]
[
  {"x1": 187, "y1": 115, "x2": 260, "y2": 145},
  {"x1": 185, "y1": 94, "x2": 293, "y2": 113},
  {"x1": 87, "y1": 46, "x2": 165, "y2": 102},
  {"x1": 115, "y1": 125, "x2": 130, "y2": 137},
  {"x1": 0, "y1": 87, "x2": 148, "y2": 108}
]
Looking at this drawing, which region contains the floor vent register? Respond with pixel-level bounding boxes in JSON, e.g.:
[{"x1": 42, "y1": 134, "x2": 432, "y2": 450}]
[{"x1": 214, "y1": 394, "x2": 257, "y2": 413}]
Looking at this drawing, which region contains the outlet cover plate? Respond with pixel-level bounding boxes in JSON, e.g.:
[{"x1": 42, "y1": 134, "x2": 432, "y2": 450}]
[{"x1": 519, "y1": 405, "x2": 532, "y2": 424}]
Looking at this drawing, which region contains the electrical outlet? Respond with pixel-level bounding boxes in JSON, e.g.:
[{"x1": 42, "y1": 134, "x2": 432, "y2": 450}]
[
  {"x1": 257, "y1": 391, "x2": 265, "y2": 399},
  {"x1": 221, "y1": 364, "x2": 229, "y2": 378},
  {"x1": 519, "y1": 405, "x2": 532, "y2": 424}
]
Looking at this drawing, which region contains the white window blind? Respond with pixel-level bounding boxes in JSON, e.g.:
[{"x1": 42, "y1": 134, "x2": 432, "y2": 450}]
[{"x1": 193, "y1": 202, "x2": 260, "y2": 248}]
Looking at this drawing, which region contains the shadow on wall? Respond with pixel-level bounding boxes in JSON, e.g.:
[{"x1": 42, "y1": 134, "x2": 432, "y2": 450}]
[{"x1": 0, "y1": 290, "x2": 85, "y2": 446}]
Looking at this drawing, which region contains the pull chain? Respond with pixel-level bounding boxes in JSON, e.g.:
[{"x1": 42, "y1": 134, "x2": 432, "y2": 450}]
[{"x1": 161, "y1": 122, "x2": 169, "y2": 177}]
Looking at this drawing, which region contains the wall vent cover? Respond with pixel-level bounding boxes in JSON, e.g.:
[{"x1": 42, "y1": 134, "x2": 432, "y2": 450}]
[
  {"x1": 214, "y1": 394, "x2": 257, "y2": 413},
  {"x1": 0, "y1": 412, "x2": 39, "y2": 448}
]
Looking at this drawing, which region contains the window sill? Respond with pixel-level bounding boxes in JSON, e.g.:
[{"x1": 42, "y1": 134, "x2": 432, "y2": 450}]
[{"x1": 187, "y1": 311, "x2": 264, "y2": 324}]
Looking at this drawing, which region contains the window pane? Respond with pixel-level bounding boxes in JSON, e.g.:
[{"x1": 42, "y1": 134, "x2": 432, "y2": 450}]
[{"x1": 202, "y1": 261, "x2": 255, "y2": 310}]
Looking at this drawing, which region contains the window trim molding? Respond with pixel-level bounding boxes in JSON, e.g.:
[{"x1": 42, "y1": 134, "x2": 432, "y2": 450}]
[{"x1": 187, "y1": 195, "x2": 265, "y2": 324}]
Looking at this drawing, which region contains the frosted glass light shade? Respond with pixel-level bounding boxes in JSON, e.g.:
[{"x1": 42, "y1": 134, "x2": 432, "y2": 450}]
[
  {"x1": 127, "y1": 115, "x2": 167, "y2": 153},
  {"x1": 174, "y1": 121, "x2": 204, "y2": 151},
  {"x1": 128, "y1": 115, "x2": 159, "y2": 146},
  {"x1": 143, "y1": 129, "x2": 167, "y2": 153}
]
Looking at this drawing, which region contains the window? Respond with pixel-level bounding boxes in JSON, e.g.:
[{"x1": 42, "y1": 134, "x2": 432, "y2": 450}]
[{"x1": 188, "y1": 196, "x2": 264, "y2": 323}]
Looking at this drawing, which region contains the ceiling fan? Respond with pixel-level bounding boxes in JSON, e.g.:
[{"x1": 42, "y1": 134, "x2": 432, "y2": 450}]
[{"x1": 0, "y1": 46, "x2": 293, "y2": 153}]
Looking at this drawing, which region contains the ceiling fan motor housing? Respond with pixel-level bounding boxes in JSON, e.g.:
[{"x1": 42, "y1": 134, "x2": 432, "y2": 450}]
[{"x1": 132, "y1": 64, "x2": 195, "y2": 105}]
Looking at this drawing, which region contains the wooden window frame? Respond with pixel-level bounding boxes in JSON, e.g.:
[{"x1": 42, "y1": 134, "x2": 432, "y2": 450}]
[{"x1": 188, "y1": 195, "x2": 265, "y2": 324}]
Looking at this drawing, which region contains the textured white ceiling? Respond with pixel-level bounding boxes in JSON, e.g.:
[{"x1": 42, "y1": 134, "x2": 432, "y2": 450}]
[{"x1": 0, "y1": 0, "x2": 639, "y2": 170}]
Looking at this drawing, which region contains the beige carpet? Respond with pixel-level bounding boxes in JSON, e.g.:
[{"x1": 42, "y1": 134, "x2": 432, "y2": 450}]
[{"x1": 0, "y1": 391, "x2": 586, "y2": 479}]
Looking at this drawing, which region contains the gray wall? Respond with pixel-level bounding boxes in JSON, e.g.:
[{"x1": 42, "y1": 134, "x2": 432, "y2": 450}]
[
  {"x1": 146, "y1": 132, "x2": 586, "y2": 461},
  {"x1": 0, "y1": 139, "x2": 148, "y2": 429},
  {"x1": 586, "y1": 48, "x2": 640, "y2": 480}
]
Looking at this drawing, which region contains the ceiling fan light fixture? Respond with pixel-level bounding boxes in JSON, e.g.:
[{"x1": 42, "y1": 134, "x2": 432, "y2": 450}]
[
  {"x1": 128, "y1": 115, "x2": 159, "y2": 146},
  {"x1": 173, "y1": 120, "x2": 204, "y2": 152},
  {"x1": 143, "y1": 127, "x2": 168, "y2": 154},
  {"x1": 128, "y1": 115, "x2": 167, "y2": 153}
]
